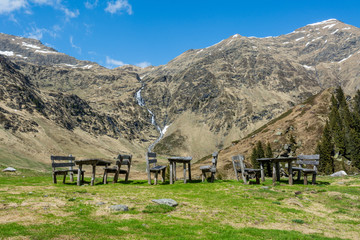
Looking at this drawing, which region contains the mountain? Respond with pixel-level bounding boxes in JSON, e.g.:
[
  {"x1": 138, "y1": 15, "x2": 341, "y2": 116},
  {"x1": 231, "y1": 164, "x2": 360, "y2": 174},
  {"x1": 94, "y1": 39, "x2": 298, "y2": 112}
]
[
  {"x1": 0, "y1": 19, "x2": 360, "y2": 172},
  {"x1": 141, "y1": 19, "x2": 360, "y2": 158}
]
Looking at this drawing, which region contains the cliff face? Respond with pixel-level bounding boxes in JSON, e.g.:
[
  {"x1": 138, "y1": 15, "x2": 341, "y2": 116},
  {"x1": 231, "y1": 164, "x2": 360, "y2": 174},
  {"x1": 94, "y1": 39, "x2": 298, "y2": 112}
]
[{"x1": 1, "y1": 19, "x2": 360, "y2": 167}]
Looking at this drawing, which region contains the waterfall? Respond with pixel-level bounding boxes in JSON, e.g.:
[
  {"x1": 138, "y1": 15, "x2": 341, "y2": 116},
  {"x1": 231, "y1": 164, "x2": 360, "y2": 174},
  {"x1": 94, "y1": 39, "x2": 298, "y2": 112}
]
[{"x1": 135, "y1": 79, "x2": 169, "y2": 152}]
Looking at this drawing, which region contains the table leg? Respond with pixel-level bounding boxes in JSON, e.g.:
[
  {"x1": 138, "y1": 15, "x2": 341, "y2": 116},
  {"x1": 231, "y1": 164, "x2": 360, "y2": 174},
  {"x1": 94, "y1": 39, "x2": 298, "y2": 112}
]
[
  {"x1": 183, "y1": 163, "x2": 186, "y2": 183},
  {"x1": 288, "y1": 161, "x2": 293, "y2": 185},
  {"x1": 276, "y1": 162, "x2": 280, "y2": 181},
  {"x1": 272, "y1": 162, "x2": 277, "y2": 186},
  {"x1": 174, "y1": 162, "x2": 177, "y2": 181},
  {"x1": 188, "y1": 162, "x2": 191, "y2": 181},
  {"x1": 91, "y1": 164, "x2": 96, "y2": 186},
  {"x1": 260, "y1": 162, "x2": 265, "y2": 182},
  {"x1": 77, "y1": 164, "x2": 82, "y2": 186},
  {"x1": 170, "y1": 161, "x2": 173, "y2": 184}
]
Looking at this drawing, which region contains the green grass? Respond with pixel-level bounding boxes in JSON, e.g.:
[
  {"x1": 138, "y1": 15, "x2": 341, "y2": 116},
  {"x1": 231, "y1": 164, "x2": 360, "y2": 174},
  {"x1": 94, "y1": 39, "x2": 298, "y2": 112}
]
[{"x1": 0, "y1": 169, "x2": 359, "y2": 239}]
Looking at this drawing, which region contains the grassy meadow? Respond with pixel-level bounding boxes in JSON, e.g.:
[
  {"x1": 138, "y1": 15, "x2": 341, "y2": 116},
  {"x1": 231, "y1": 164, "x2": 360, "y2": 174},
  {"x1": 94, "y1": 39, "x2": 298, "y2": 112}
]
[{"x1": 0, "y1": 167, "x2": 359, "y2": 239}]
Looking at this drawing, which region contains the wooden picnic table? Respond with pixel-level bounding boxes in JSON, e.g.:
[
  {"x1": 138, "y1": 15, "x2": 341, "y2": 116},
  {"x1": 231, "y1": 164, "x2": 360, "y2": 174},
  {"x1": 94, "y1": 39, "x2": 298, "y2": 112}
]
[
  {"x1": 168, "y1": 156, "x2": 192, "y2": 184},
  {"x1": 257, "y1": 157, "x2": 297, "y2": 186},
  {"x1": 75, "y1": 159, "x2": 111, "y2": 186}
]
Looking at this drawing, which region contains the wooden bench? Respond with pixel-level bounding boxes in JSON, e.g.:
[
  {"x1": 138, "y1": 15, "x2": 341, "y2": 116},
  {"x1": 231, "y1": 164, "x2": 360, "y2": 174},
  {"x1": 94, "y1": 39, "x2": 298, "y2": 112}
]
[
  {"x1": 146, "y1": 152, "x2": 166, "y2": 185},
  {"x1": 232, "y1": 154, "x2": 260, "y2": 184},
  {"x1": 199, "y1": 152, "x2": 218, "y2": 182},
  {"x1": 293, "y1": 154, "x2": 319, "y2": 185},
  {"x1": 51, "y1": 155, "x2": 84, "y2": 184},
  {"x1": 103, "y1": 154, "x2": 132, "y2": 184}
]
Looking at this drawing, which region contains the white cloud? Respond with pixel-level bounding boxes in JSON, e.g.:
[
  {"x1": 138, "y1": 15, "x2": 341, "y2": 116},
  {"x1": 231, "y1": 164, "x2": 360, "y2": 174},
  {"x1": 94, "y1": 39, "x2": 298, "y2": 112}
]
[
  {"x1": 85, "y1": 0, "x2": 98, "y2": 9},
  {"x1": 136, "y1": 61, "x2": 151, "y2": 68},
  {"x1": 70, "y1": 36, "x2": 81, "y2": 54},
  {"x1": 105, "y1": 0, "x2": 132, "y2": 15},
  {"x1": 106, "y1": 56, "x2": 126, "y2": 67},
  {"x1": 0, "y1": 0, "x2": 27, "y2": 14}
]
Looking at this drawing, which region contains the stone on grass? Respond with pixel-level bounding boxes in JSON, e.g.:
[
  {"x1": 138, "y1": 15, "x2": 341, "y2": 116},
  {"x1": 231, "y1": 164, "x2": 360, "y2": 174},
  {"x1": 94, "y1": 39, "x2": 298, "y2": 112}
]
[
  {"x1": 261, "y1": 186, "x2": 270, "y2": 190},
  {"x1": 152, "y1": 199, "x2": 178, "y2": 207},
  {"x1": 109, "y1": 204, "x2": 129, "y2": 212},
  {"x1": 3, "y1": 167, "x2": 16, "y2": 172},
  {"x1": 330, "y1": 171, "x2": 347, "y2": 177}
]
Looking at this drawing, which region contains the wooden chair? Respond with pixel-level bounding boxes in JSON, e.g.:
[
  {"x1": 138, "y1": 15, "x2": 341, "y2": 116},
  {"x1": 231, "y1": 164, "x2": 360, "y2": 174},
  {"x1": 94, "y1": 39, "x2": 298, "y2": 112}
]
[
  {"x1": 232, "y1": 154, "x2": 260, "y2": 184},
  {"x1": 103, "y1": 154, "x2": 132, "y2": 184},
  {"x1": 293, "y1": 154, "x2": 319, "y2": 185},
  {"x1": 51, "y1": 155, "x2": 84, "y2": 184},
  {"x1": 146, "y1": 152, "x2": 166, "y2": 185},
  {"x1": 199, "y1": 152, "x2": 218, "y2": 182}
]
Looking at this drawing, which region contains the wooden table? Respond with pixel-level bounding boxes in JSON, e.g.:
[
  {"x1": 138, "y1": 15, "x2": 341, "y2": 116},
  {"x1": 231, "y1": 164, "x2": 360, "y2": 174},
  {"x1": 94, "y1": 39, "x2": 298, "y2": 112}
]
[
  {"x1": 257, "y1": 157, "x2": 297, "y2": 185},
  {"x1": 168, "y1": 157, "x2": 192, "y2": 184},
  {"x1": 75, "y1": 159, "x2": 111, "y2": 186}
]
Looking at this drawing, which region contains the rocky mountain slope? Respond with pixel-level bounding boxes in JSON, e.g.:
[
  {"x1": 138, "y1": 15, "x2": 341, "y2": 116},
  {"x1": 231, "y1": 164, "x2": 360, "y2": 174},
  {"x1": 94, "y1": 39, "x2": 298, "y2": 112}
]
[{"x1": 1, "y1": 19, "x2": 360, "y2": 172}]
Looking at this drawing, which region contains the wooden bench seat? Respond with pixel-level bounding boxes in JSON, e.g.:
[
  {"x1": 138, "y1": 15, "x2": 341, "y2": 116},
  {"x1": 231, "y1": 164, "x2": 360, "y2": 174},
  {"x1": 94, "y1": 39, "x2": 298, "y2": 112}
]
[
  {"x1": 146, "y1": 152, "x2": 167, "y2": 185},
  {"x1": 232, "y1": 154, "x2": 260, "y2": 184},
  {"x1": 199, "y1": 152, "x2": 218, "y2": 182},
  {"x1": 103, "y1": 154, "x2": 132, "y2": 184},
  {"x1": 293, "y1": 155, "x2": 319, "y2": 185},
  {"x1": 51, "y1": 155, "x2": 85, "y2": 184}
]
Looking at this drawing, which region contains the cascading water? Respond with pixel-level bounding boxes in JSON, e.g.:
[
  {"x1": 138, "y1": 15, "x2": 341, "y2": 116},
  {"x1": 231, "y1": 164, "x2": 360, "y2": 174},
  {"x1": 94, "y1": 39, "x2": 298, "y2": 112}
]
[{"x1": 135, "y1": 80, "x2": 169, "y2": 152}]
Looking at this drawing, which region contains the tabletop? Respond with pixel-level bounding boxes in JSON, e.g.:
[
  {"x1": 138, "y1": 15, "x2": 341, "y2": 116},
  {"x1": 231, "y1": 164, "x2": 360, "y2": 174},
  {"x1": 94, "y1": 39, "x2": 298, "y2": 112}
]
[
  {"x1": 168, "y1": 156, "x2": 192, "y2": 162},
  {"x1": 257, "y1": 157, "x2": 297, "y2": 163},
  {"x1": 75, "y1": 159, "x2": 111, "y2": 166}
]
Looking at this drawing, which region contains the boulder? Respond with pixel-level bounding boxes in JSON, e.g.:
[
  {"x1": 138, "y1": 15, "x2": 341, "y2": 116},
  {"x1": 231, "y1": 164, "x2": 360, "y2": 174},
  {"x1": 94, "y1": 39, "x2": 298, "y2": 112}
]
[
  {"x1": 330, "y1": 171, "x2": 347, "y2": 177},
  {"x1": 152, "y1": 199, "x2": 178, "y2": 207},
  {"x1": 109, "y1": 204, "x2": 129, "y2": 212},
  {"x1": 2, "y1": 167, "x2": 16, "y2": 172}
]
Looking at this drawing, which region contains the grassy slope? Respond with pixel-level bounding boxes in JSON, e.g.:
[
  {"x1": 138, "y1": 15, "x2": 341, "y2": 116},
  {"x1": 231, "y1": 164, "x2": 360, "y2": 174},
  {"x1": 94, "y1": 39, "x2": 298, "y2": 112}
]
[{"x1": 0, "y1": 167, "x2": 359, "y2": 239}]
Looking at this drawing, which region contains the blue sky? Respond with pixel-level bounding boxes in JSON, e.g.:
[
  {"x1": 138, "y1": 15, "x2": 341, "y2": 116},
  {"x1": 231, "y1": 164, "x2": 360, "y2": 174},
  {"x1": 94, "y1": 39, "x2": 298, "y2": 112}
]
[{"x1": 0, "y1": 0, "x2": 360, "y2": 68}]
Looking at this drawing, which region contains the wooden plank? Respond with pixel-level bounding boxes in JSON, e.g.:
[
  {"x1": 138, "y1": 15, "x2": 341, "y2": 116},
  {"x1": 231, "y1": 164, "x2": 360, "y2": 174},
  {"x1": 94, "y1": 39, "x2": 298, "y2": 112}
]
[
  {"x1": 297, "y1": 154, "x2": 320, "y2": 160},
  {"x1": 147, "y1": 152, "x2": 156, "y2": 158},
  {"x1": 148, "y1": 159, "x2": 157, "y2": 164},
  {"x1": 51, "y1": 156, "x2": 75, "y2": 161},
  {"x1": 52, "y1": 163, "x2": 75, "y2": 168},
  {"x1": 296, "y1": 160, "x2": 319, "y2": 165}
]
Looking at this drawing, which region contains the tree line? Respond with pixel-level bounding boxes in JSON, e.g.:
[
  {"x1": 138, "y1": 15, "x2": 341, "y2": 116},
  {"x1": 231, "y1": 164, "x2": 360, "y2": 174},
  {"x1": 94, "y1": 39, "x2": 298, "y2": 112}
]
[{"x1": 317, "y1": 87, "x2": 360, "y2": 174}]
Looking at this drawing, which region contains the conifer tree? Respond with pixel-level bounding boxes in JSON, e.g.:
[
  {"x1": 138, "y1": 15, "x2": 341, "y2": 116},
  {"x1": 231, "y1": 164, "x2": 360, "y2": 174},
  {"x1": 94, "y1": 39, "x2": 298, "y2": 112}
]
[
  {"x1": 265, "y1": 142, "x2": 273, "y2": 176},
  {"x1": 318, "y1": 121, "x2": 334, "y2": 174},
  {"x1": 250, "y1": 146, "x2": 258, "y2": 169},
  {"x1": 329, "y1": 94, "x2": 345, "y2": 155}
]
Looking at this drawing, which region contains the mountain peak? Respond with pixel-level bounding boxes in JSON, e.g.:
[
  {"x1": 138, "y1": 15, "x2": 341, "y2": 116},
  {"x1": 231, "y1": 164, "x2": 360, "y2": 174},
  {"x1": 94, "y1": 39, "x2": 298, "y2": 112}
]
[{"x1": 307, "y1": 18, "x2": 340, "y2": 26}]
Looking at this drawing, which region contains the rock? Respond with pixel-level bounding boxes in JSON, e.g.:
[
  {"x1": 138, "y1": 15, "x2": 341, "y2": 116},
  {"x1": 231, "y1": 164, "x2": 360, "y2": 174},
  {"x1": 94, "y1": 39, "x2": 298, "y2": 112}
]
[
  {"x1": 275, "y1": 131, "x2": 282, "y2": 136},
  {"x1": 109, "y1": 204, "x2": 129, "y2": 212},
  {"x1": 96, "y1": 202, "x2": 105, "y2": 206},
  {"x1": 2, "y1": 167, "x2": 16, "y2": 172},
  {"x1": 152, "y1": 199, "x2": 178, "y2": 207},
  {"x1": 294, "y1": 191, "x2": 302, "y2": 195},
  {"x1": 330, "y1": 171, "x2": 347, "y2": 177},
  {"x1": 261, "y1": 186, "x2": 269, "y2": 190},
  {"x1": 284, "y1": 144, "x2": 290, "y2": 150}
]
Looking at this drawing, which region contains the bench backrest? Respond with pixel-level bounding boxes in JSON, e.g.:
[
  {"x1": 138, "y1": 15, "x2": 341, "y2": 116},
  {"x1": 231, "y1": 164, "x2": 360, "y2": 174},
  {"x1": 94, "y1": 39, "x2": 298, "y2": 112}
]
[
  {"x1": 211, "y1": 152, "x2": 219, "y2": 168},
  {"x1": 232, "y1": 154, "x2": 248, "y2": 183},
  {"x1": 232, "y1": 155, "x2": 245, "y2": 172},
  {"x1": 296, "y1": 154, "x2": 320, "y2": 170},
  {"x1": 146, "y1": 152, "x2": 157, "y2": 170},
  {"x1": 51, "y1": 155, "x2": 75, "y2": 171}
]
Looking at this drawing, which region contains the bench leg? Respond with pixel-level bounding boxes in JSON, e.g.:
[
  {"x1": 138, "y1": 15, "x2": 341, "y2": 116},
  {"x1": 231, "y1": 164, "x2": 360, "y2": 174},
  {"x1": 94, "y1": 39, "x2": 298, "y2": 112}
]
[
  {"x1": 125, "y1": 172, "x2": 129, "y2": 182},
  {"x1": 162, "y1": 169, "x2": 165, "y2": 182},
  {"x1": 148, "y1": 171, "x2": 152, "y2": 185},
  {"x1": 210, "y1": 172, "x2": 215, "y2": 183},
  {"x1": 202, "y1": 171, "x2": 205, "y2": 182},
  {"x1": 304, "y1": 173, "x2": 308, "y2": 185},
  {"x1": 113, "y1": 171, "x2": 119, "y2": 183},
  {"x1": 81, "y1": 171, "x2": 85, "y2": 182},
  {"x1": 63, "y1": 173, "x2": 67, "y2": 184},
  {"x1": 154, "y1": 172, "x2": 158, "y2": 185},
  {"x1": 103, "y1": 171, "x2": 108, "y2": 184},
  {"x1": 312, "y1": 173, "x2": 316, "y2": 185},
  {"x1": 53, "y1": 173, "x2": 57, "y2": 184},
  {"x1": 297, "y1": 170, "x2": 301, "y2": 181},
  {"x1": 70, "y1": 172, "x2": 74, "y2": 182},
  {"x1": 255, "y1": 172, "x2": 260, "y2": 184}
]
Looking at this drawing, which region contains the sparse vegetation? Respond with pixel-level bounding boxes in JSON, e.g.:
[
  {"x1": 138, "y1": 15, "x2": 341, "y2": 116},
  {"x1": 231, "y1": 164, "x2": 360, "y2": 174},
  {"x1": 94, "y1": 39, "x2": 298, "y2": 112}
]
[{"x1": 1, "y1": 168, "x2": 359, "y2": 239}]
